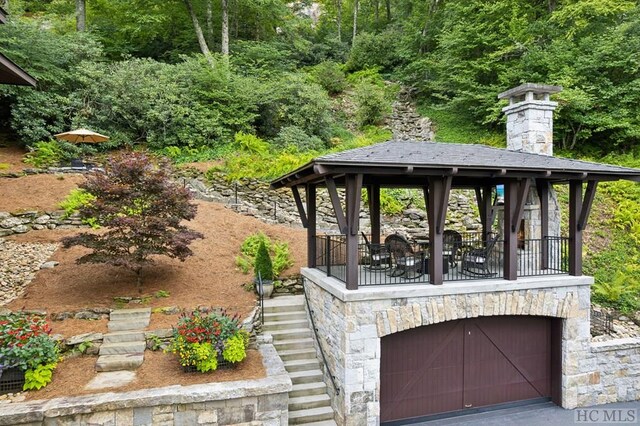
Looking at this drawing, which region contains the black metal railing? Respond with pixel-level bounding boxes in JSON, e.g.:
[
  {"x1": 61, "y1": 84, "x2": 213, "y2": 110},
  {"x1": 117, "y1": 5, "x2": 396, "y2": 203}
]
[
  {"x1": 591, "y1": 308, "x2": 613, "y2": 336},
  {"x1": 312, "y1": 233, "x2": 570, "y2": 286}
]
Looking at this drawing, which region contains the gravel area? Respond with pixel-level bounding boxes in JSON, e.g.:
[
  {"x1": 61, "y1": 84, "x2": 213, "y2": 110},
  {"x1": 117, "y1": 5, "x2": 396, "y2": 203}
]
[{"x1": 0, "y1": 237, "x2": 58, "y2": 306}]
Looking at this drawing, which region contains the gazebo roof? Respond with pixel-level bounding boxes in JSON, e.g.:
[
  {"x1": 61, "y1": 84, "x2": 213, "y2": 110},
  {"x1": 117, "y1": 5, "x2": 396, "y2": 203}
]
[{"x1": 271, "y1": 140, "x2": 640, "y2": 188}]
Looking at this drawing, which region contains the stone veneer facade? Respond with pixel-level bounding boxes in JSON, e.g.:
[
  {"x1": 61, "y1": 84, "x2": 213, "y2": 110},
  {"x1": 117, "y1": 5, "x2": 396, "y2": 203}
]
[{"x1": 302, "y1": 269, "x2": 640, "y2": 425}]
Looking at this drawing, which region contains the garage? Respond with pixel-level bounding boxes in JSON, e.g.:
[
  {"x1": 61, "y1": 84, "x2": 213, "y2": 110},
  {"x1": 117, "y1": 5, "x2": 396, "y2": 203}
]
[{"x1": 380, "y1": 316, "x2": 562, "y2": 424}]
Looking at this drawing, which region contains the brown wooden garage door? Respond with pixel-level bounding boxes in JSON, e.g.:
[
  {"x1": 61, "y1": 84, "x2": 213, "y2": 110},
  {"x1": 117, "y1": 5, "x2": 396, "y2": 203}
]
[{"x1": 380, "y1": 316, "x2": 561, "y2": 424}]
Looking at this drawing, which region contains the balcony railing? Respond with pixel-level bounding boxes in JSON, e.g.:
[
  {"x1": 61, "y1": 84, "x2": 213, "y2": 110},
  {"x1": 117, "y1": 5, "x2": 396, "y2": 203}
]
[{"x1": 313, "y1": 233, "x2": 569, "y2": 286}]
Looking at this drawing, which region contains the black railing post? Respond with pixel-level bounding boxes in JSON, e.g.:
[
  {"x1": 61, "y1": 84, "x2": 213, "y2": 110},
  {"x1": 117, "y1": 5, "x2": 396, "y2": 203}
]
[{"x1": 326, "y1": 235, "x2": 332, "y2": 277}]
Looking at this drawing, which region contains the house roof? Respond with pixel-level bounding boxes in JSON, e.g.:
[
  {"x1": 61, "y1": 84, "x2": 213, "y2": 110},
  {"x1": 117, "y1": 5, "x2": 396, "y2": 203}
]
[
  {"x1": 271, "y1": 140, "x2": 640, "y2": 189},
  {"x1": 0, "y1": 8, "x2": 7, "y2": 24},
  {"x1": 0, "y1": 8, "x2": 36, "y2": 87}
]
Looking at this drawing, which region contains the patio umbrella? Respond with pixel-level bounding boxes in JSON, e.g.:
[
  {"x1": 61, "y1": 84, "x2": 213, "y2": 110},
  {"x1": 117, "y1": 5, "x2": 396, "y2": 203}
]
[{"x1": 54, "y1": 128, "x2": 110, "y2": 144}]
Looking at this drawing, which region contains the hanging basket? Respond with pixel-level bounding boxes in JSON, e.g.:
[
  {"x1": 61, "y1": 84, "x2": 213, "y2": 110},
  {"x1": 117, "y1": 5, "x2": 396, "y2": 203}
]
[{"x1": 0, "y1": 368, "x2": 25, "y2": 395}]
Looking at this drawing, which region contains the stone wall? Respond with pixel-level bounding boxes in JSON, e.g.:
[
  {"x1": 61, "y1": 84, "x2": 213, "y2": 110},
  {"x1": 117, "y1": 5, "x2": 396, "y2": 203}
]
[
  {"x1": 0, "y1": 210, "x2": 85, "y2": 237},
  {"x1": 0, "y1": 344, "x2": 291, "y2": 426},
  {"x1": 588, "y1": 339, "x2": 640, "y2": 404},
  {"x1": 302, "y1": 270, "x2": 601, "y2": 425}
]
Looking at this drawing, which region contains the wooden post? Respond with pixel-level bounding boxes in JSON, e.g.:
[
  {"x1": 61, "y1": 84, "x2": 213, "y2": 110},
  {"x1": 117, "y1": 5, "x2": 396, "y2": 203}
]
[
  {"x1": 504, "y1": 180, "x2": 518, "y2": 280},
  {"x1": 368, "y1": 185, "x2": 381, "y2": 245},
  {"x1": 428, "y1": 177, "x2": 450, "y2": 285},
  {"x1": 345, "y1": 174, "x2": 363, "y2": 290},
  {"x1": 475, "y1": 185, "x2": 493, "y2": 242},
  {"x1": 537, "y1": 181, "x2": 549, "y2": 270},
  {"x1": 306, "y1": 184, "x2": 316, "y2": 268},
  {"x1": 569, "y1": 180, "x2": 582, "y2": 276}
]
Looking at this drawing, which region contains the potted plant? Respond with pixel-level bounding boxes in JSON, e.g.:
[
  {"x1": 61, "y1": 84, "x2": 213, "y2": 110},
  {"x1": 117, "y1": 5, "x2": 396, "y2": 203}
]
[
  {"x1": 0, "y1": 313, "x2": 60, "y2": 393},
  {"x1": 169, "y1": 308, "x2": 249, "y2": 373},
  {"x1": 254, "y1": 241, "x2": 275, "y2": 298}
]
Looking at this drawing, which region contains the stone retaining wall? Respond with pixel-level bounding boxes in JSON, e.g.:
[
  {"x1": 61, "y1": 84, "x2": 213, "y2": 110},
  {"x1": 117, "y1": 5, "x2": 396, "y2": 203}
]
[
  {"x1": 589, "y1": 338, "x2": 640, "y2": 404},
  {"x1": 0, "y1": 344, "x2": 291, "y2": 426},
  {"x1": 0, "y1": 210, "x2": 85, "y2": 237}
]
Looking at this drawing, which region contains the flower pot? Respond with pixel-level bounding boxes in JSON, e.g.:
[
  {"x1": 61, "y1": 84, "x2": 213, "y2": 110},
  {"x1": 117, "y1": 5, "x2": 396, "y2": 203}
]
[
  {"x1": 0, "y1": 368, "x2": 25, "y2": 395},
  {"x1": 256, "y1": 279, "x2": 274, "y2": 298}
]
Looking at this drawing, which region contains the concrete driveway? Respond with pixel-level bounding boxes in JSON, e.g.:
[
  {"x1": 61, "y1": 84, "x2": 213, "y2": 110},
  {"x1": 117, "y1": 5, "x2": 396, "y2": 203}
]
[{"x1": 417, "y1": 401, "x2": 640, "y2": 426}]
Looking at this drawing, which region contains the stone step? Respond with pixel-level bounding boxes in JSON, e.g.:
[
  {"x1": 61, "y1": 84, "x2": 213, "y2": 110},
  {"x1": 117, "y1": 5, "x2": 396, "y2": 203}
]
[
  {"x1": 289, "y1": 369, "x2": 323, "y2": 385},
  {"x1": 284, "y1": 358, "x2": 320, "y2": 373},
  {"x1": 264, "y1": 310, "x2": 307, "y2": 322},
  {"x1": 290, "y1": 381, "x2": 328, "y2": 398},
  {"x1": 109, "y1": 308, "x2": 152, "y2": 320},
  {"x1": 95, "y1": 354, "x2": 144, "y2": 372},
  {"x1": 273, "y1": 338, "x2": 315, "y2": 351},
  {"x1": 263, "y1": 303, "x2": 305, "y2": 314},
  {"x1": 270, "y1": 328, "x2": 311, "y2": 341},
  {"x1": 263, "y1": 296, "x2": 305, "y2": 314},
  {"x1": 262, "y1": 319, "x2": 310, "y2": 331},
  {"x1": 99, "y1": 341, "x2": 146, "y2": 356},
  {"x1": 289, "y1": 406, "x2": 335, "y2": 425},
  {"x1": 302, "y1": 421, "x2": 338, "y2": 426},
  {"x1": 108, "y1": 319, "x2": 150, "y2": 332},
  {"x1": 103, "y1": 331, "x2": 145, "y2": 344},
  {"x1": 278, "y1": 348, "x2": 318, "y2": 362},
  {"x1": 289, "y1": 394, "x2": 331, "y2": 411}
]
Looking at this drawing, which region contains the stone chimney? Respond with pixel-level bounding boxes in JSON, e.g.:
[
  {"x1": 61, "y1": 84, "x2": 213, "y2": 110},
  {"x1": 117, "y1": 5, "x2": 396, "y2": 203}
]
[{"x1": 498, "y1": 83, "x2": 562, "y2": 156}]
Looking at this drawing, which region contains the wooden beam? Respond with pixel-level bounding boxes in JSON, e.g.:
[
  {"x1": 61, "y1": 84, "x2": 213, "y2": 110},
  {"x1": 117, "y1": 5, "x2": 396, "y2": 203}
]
[
  {"x1": 504, "y1": 180, "x2": 518, "y2": 280},
  {"x1": 325, "y1": 176, "x2": 347, "y2": 234},
  {"x1": 368, "y1": 185, "x2": 381, "y2": 245},
  {"x1": 436, "y1": 175, "x2": 452, "y2": 234},
  {"x1": 347, "y1": 174, "x2": 363, "y2": 236},
  {"x1": 569, "y1": 180, "x2": 582, "y2": 276},
  {"x1": 578, "y1": 180, "x2": 598, "y2": 231},
  {"x1": 422, "y1": 186, "x2": 429, "y2": 212},
  {"x1": 536, "y1": 180, "x2": 549, "y2": 270},
  {"x1": 291, "y1": 186, "x2": 308, "y2": 228},
  {"x1": 511, "y1": 178, "x2": 531, "y2": 232},
  {"x1": 306, "y1": 184, "x2": 316, "y2": 268}
]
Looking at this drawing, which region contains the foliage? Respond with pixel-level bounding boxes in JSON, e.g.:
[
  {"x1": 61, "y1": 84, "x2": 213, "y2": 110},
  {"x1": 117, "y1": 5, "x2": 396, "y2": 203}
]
[
  {"x1": 234, "y1": 132, "x2": 269, "y2": 155},
  {"x1": 23, "y1": 363, "x2": 56, "y2": 391},
  {"x1": 592, "y1": 271, "x2": 640, "y2": 314},
  {"x1": 59, "y1": 189, "x2": 99, "y2": 228},
  {"x1": 345, "y1": 29, "x2": 404, "y2": 73},
  {"x1": 308, "y1": 61, "x2": 348, "y2": 95},
  {"x1": 154, "y1": 290, "x2": 170, "y2": 299},
  {"x1": 236, "y1": 232, "x2": 293, "y2": 278},
  {"x1": 273, "y1": 126, "x2": 324, "y2": 152},
  {"x1": 0, "y1": 313, "x2": 60, "y2": 372},
  {"x1": 354, "y1": 82, "x2": 390, "y2": 128},
  {"x1": 169, "y1": 308, "x2": 247, "y2": 372},
  {"x1": 23, "y1": 141, "x2": 84, "y2": 168},
  {"x1": 254, "y1": 241, "x2": 274, "y2": 281},
  {"x1": 61, "y1": 152, "x2": 204, "y2": 290}
]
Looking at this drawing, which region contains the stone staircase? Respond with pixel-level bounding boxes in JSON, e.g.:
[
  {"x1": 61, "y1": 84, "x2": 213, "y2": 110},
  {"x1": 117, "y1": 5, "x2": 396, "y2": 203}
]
[
  {"x1": 95, "y1": 308, "x2": 150, "y2": 372},
  {"x1": 263, "y1": 296, "x2": 337, "y2": 425}
]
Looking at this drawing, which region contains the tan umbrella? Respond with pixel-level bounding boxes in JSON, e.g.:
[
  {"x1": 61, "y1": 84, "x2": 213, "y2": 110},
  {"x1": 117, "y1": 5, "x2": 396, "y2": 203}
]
[{"x1": 54, "y1": 128, "x2": 110, "y2": 143}]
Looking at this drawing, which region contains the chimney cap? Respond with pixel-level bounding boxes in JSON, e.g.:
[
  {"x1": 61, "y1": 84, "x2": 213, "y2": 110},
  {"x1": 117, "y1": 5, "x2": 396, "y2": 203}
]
[{"x1": 498, "y1": 83, "x2": 562, "y2": 100}]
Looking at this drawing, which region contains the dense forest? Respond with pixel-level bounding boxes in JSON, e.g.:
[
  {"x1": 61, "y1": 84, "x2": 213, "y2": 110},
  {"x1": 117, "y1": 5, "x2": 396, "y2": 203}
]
[{"x1": 2, "y1": 0, "x2": 640, "y2": 312}]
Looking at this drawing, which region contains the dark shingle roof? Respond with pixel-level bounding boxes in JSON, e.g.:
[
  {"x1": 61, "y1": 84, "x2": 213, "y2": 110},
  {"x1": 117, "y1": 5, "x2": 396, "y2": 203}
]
[{"x1": 271, "y1": 140, "x2": 640, "y2": 188}]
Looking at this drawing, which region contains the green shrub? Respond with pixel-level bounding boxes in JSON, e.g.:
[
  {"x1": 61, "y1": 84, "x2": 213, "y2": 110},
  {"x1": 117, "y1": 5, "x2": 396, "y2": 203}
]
[
  {"x1": 24, "y1": 363, "x2": 57, "y2": 391},
  {"x1": 59, "y1": 189, "x2": 98, "y2": 227},
  {"x1": 254, "y1": 241, "x2": 274, "y2": 281},
  {"x1": 273, "y1": 126, "x2": 324, "y2": 152},
  {"x1": 24, "y1": 141, "x2": 64, "y2": 168},
  {"x1": 354, "y1": 82, "x2": 389, "y2": 128},
  {"x1": 236, "y1": 232, "x2": 293, "y2": 278},
  {"x1": 234, "y1": 132, "x2": 269, "y2": 155},
  {"x1": 223, "y1": 334, "x2": 247, "y2": 363},
  {"x1": 345, "y1": 29, "x2": 403, "y2": 73},
  {"x1": 592, "y1": 270, "x2": 640, "y2": 313},
  {"x1": 309, "y1": 61, "x2": 347, "y2": 95}
]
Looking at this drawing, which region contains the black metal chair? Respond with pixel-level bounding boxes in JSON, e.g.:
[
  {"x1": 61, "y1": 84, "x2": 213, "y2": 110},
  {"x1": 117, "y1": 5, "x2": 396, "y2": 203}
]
[
  {"x1": 443, "y1": 230, "x2": 463, "y2": 268},
  {"x1": 461, "y1": 234, "x2": 500, "y2": 277},
  {"x1": 361, "y1": 232, "x2": 391, "y2": 270},
  {"x1": 385, "y1": 234, "x2": 424, "y2": 279}
]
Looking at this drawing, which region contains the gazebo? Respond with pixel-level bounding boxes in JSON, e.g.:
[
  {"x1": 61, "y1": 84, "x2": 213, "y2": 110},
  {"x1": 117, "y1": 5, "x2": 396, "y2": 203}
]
[{"x1": 271, "y1": 140, "x2": 640, "y2": 289}]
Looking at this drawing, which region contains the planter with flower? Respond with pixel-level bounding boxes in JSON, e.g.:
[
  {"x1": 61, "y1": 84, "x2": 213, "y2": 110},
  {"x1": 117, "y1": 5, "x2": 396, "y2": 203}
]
[
  {"x1": 0, "y1": 313, "x2": 60, "y2": 394},
  {"x1": 169, "y1": 308, "x2": 249, "y2": 373}
]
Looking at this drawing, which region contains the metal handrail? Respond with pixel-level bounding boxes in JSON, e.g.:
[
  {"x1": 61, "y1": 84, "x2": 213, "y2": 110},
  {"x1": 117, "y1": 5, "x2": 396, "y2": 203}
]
[
  {"x1": 302, "y1": 281, "x2": 340, "y2": 396},
  {"x1": 257, "y1": 272, "x2": 264, "y2": 326}
]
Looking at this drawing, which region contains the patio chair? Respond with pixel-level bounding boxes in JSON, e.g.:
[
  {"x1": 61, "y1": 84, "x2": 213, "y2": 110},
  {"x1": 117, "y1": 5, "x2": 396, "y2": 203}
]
[
  {"x1": 361, "y1": 232, "x2": 391, "y2": 270},
  {"x1": 385, "y1": 234, "x2": 424, "y2": 279},
  {"x1": 443, "y1": 230, "x2": 463, "y2": 268},
  {"x1": 461, "y1": 234, "x2": 500, "y2": 277}
]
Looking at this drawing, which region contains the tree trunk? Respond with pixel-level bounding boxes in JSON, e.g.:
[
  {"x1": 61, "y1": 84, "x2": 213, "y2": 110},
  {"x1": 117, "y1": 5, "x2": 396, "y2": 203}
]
[
  {"x1": 352, "y1": 0, "x2": 358, "y2": 43},
  {"x1": 135, "y1": 267, "x2": 143, "y2": 293},
  {"x1": 221, "y1": 0, "x2": 229, "y2": 55},
  {"x1": 374, "y1": 0, "x2": 379, "y2": 28},
  {"x1": 183, "y1": 0, "x2": 216, "y2": 68},
  {"x1": 75, "y1": 0, "x2": 86, "y2": 32},
  {"x1": 206, "y1": 0, "x2": 214, "y2": 45},
  {"x1": 385, "y1": 0, "x2": 391, "y2": 21},
  {"x1": 336, "y1": 0, "x2": 342, "y2": 42}
]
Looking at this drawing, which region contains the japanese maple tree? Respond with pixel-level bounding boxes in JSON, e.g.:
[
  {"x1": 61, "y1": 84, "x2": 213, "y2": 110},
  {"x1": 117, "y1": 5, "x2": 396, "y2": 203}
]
[{"x1": 62, "y1": 151, "x2": 203, "y2": 291}]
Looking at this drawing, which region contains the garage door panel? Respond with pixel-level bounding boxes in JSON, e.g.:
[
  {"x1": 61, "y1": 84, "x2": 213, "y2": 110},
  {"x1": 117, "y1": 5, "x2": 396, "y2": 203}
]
[{"x1": 381, "y1": 316, "x2": 556, "y2": 424}]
